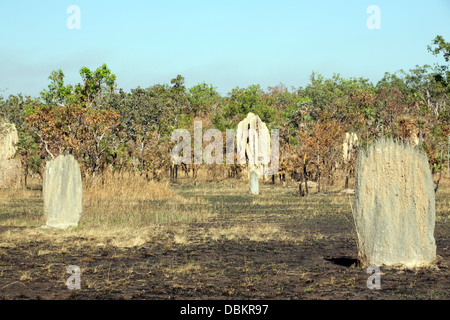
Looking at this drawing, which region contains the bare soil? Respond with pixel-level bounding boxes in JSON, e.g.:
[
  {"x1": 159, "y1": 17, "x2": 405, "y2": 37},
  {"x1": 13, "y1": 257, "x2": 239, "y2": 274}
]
[{"x1": 0, "y1": 182, "x2": 448, "y2": 300}]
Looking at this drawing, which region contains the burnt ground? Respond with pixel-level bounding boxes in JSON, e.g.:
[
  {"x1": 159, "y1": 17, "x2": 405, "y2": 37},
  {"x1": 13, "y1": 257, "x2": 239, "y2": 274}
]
[{"x1": 0, "y1": 183, "x2": 448, "y2": 300}]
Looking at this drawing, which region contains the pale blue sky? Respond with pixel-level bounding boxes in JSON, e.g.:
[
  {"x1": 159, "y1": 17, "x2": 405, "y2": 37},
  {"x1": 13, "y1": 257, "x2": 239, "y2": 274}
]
[{"x1": 1, "y1": 0, "x2": 449, "y2": 97}]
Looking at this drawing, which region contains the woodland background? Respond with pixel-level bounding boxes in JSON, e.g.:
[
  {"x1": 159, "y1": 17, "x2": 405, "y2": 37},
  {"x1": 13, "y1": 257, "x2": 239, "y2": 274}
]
[{"x1": 1, "y1": 35, "x2": 449, "y2": 191}]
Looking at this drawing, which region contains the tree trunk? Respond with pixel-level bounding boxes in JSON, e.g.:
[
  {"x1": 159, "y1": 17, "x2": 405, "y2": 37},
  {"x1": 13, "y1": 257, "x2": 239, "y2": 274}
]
[
  {"x1": 141, "y1": 141, "x2": 144, "y2": 173},
  {"x1": 318, "y1": 171, "x2": 321, "y2": 193},
  {"x1": 303, "y1": 163, "x2": 309, "y2": 195},
  {"x1": 24, "y1": 163, "x2": 28, "y2": 188},
  {"x1": 447, "y1": 135, "x2": 449, "y2": 178},
  {"x1": 435, "y1": 169, "x2": 442, "y2": 193}
]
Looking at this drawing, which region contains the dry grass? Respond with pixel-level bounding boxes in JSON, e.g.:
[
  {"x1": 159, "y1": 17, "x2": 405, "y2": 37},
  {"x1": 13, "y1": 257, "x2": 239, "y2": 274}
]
[
  {"x1": 0, "y1": 174, "x2": 449, "y2": 300},
  {"x1": 0, "y1": 173, "x2": 212, "y2": 252},
  {"x1": 80, "y1": 172, "x2": 210, "y2": 230},
  {"x1": 0, "y1": 224, "x2": 183, "y2": 252},
  {"x1": 0, "y1": 173, "x2": 448, "y2": 253},
  {"x1": 19, "y1": 271, "x2": 33, "y2": 282},
  {"x1": 435, "y1": 176, "x2": 450, "y2": 223},
  {"x1": 169, "y1": 262, "x2": 203, "y2": 275},
  {"x1": 83, "y1": 171, "x2": 183, "y2": 202},
  {"x1": 204, "y1": 223, "x2": 299, "y2": 242},
  {"x1": 0, "y1": 188, "x2": 43, "y2": 227},
  {"x1": 0, "y1": 188, "x2": 37, "y2": 201}
]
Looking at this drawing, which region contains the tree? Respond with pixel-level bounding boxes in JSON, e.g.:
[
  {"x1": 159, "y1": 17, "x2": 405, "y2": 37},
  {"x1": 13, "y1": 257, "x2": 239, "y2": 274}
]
[
  {"x1": 214, "y1": 84, "x2": 277, "y2": 131},
  {"x1": 26, "y1": 64, "x2": 120, "y2": 177},
  {"x1": 170, "y1": 75, "x2": 190, "y2": 128},
  {"x1": 304, "y1": 72, "x2": 374, "y2": 126},
  {"x1": 189, "y1": 82, "x2": 222, "y2": 119},
  {"x1": 1, "y1": 94, "x2": 43, "y2": 185},
  {"x1": 40, "y1": 70, "x2": 73, "y2": 105},
  {"x1": 298, "y1": 116, "x2": 344, "y2": 193},
  {"x1": 428, "y1": 35, "x2": 450, "y2": 63},
  {"x1": 114, "y1": 85, "x2": 172, "y2": 172},
  {"x1": 75, "y1": 64, "x2": 117, "y2": 107},
  {"x1": 15, "y1": 129, "x2": 43, "y2": 186}
]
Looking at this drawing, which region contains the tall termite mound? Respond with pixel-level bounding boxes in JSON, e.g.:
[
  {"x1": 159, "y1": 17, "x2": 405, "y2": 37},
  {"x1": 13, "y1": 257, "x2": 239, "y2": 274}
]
[
  {"x1": 43, "y1": 154, "x2": 82, "y2": 229},
  {"x1": 236, "y1": 112, "x2": 271, "y2": 178},
  {"x1": 353, "y1": 138, "x2": 436, "y2": 268},
  {"x1": 0, "y1": 120, "x2": 22, "y2": 189}
]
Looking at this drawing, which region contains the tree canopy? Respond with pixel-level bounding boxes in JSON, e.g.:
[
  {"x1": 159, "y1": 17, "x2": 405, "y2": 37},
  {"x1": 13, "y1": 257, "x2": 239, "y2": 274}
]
[{"x1": 1, "y1": 35, "x2": 448, "y2": 187}]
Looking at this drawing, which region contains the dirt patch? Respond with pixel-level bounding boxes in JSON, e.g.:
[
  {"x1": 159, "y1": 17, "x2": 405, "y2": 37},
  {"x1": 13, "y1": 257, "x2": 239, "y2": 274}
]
[{"x1": 0, "y1": 183, "x2": 448, "y2": 300}]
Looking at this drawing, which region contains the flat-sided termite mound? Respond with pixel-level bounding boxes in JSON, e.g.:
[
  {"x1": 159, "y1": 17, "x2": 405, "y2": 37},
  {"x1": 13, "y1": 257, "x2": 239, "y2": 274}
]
[
  {"x1": 0, "y1": 121, "x2": 22, "y2": 189},
  {"x1": 353, "y1": 138, "x2": 436, "y2": 268},
  {"x1": 43, "y1": 154, "x2": 82, "y2": 229}
]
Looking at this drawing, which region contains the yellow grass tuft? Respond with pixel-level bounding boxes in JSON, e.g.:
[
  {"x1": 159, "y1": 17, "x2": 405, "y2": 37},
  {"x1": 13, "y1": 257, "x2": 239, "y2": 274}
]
[
  {"x1": 83, "y1": 171, "x2": 183, "y2": 202},
  {"x1": 80, "y1": 172, "x2": 211, "y2": 229},
  {"x1": 204, "y1": 223, "x2": 303, "y2": 243}
]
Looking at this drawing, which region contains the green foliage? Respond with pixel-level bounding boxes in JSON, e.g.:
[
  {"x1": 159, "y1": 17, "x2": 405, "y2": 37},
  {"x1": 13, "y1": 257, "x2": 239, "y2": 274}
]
[
  {"x1": 75, "y1": 64, "x2": 117, "y2": 105},
  {"x1": 4, "y1": 35, "x2": 450, "y2": 179},
  {"x1": 428, "y1": 35, "x2": 450, "y2": 62},
  {"x1": 15, "y1": 130, "x2": 42, "y2": 178},
  {"x1": 40, "y1": 64, "x2": 117, "y2": 108},
  {"x1": 304, "y1": 72, "x2": 374, "y2": 125},
  {"x1": 40, "y1": 70, "x2": 73, "y2": 104},
  {"x1": 213, "y1": 84, "x2": 277, "y2": 131},
  {"x1": 189, "y1": 82, "x2": 221, "y2": 118},
  {"x1": 0, "y1": 93, "x2": 33, "y2": 130}
]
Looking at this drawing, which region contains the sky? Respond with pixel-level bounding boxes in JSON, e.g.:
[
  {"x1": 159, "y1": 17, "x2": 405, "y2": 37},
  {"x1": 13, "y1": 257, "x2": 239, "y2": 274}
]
[{"x1": 0, "y1": 0, "x2": 449, "y2": 97}]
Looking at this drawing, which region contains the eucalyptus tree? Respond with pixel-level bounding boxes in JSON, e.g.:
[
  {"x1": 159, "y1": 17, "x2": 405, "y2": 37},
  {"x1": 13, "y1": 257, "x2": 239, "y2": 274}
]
[
  {"x1": 189, "y1": 82, "x2": 222, "y2": 119},
  {"x1": 213, "y1": 84, "x2": 277, "y2": 131},
  {"x1": 27, "y1": 64, "x2": 120, "y2": 177}
]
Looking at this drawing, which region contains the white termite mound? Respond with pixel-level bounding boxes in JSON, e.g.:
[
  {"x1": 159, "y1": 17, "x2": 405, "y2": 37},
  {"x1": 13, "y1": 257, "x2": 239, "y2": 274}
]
[
  {"x1": 353, "y1": 138, "x2": 436, "y2": 268},
  {"x1": 0, "y1": 121, "x2": 21, "y2": 189},
  {"x1": 343, "y1": 132, "x2": 358, "y2": 163},
  {"x1": 43, "y1": 154, "x2": 82, "y2": 229},
  {"x1": 236, "y1": 113, "x2": 271, "y2": 178}
]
